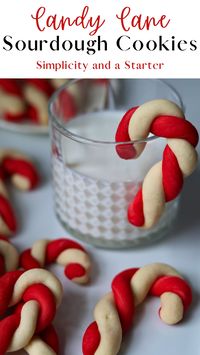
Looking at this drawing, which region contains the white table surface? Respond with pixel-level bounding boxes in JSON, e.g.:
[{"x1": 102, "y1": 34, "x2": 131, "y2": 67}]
[{"x1": 0, "y1": 79, "x2": 200, "y2": 355}]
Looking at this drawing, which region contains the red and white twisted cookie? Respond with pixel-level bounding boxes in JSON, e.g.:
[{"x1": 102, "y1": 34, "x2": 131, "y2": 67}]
[
  {"x1": 25, "y1": 324, "x2": 59, "y2": 355},
  {"x1": 0, "y1": 149, "x2": 39, "y2": 236},
  {"x1": 0, "y1": 79, "x2": 26, "y2": 122},
  {"x1": 86, "y1": 80, "x2": 109, "y2": 112},
  {"x1": 0, "y1": 168, "x2": 17, "y2": 235},
  {"x1": 0, "y1": 268, "x2": 62, "y2": 353},
  {"x1": 20, "y1": 238, "x2": 91, "y2": 284},
  {"x1": 0, "y1": 235, "x2": 19, "y2": 275},
  {"x1": 57, "y1": 83, "x2": 79, "y2": 119},
  {"x1": 24, "y1": 79, "x2": 54, "y2": 125},
  {"x1": 50, "y1": 79, "x2": 69, "y2": 89},
  {"x1": 0, "y1": 149, "x2": 39, "y2": 191},
  {"x1": 82, "y1": 263, "x2": 192, "y2": 355},
  {"x1": 115, "y1": 99, "x2": 199, "y2": 228},
  {"x1": 58, "y1": 79, "x2": 110, "y2": 120}
]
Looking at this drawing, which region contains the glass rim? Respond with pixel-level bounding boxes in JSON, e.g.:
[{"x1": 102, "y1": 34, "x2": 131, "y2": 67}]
[{"x1": 48, "y1": 79, "x2": 183, "y2": 146}]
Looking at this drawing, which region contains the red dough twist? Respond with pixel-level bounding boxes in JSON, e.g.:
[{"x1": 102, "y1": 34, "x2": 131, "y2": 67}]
[
  {"x1": 115, "y1": 100, "x2": 199, "y2": 228},
  {"x1": 56, "y1": 79, "x2": 110, "y2": 121},
  {"x1": 82, "y1": 263, "x2": 192, "y2": 355},
  {"x1": 1, "y1": 151, "x2": 39, "y2": 190},
  {"x1": 0, "y1": 268, "x2": 62, "y2": 353},
  {"x1": 0, "y1": 235, "x2": 19, "y2": 275},
  {"x1": 20, "y1": 238, "x2": 91, "y2": 284},
  {"x1": 24, "y1": 79, "x2": 54, "y2": 125},
  {"x1": 24, "y1": 324, "x2": 59, "y2": 355},
  {"x1": 0, "y1": 149, "x2": 39, "y2": 236},
  {"x1": 0, "y1": 176, "x2": 17, "y2": 235},
  {"x1": 0, "y1": 79, "x2": 26, "y2": 122}
]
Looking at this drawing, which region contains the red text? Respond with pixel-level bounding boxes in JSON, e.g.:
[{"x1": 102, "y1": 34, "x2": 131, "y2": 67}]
[
  {"x1": 31, "y1": 6, "x2": 105, "y2": 36},
  {"x1": 116, "y1": 7, "x2": 170, "y2": 31}
]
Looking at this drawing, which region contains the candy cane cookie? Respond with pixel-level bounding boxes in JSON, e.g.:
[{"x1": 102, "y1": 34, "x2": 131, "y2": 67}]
[
  {"x1": 59, "y1": 79, "x2": 110, "y2": 119},
  {"x1": 86, "y1": 79, "x2": 109, "y2": 112},
  {"x1": 0, "y1": 148, "x2": 39, "y2": 191},
  {"x1": 82, "y1": 263, "x2": 192, "y2": 355},
  {"x1": 50, "y1": 78, "x2": 79, "y2": 115},
  {"x1": 0, "y1": 168, "x2": 17, "y2": 235},
  {"x1": 24, "y1": 79, "x2": 54, "y2": 125},
  {"x1": 24, "y1": 324, "x2": 59, "y2": 355},
  {"x1": 50, "y1": 77, "x2": 77, "y2": 119},
  {"x1": 20, "y1": 238, "x2": 91, "y2": 285},
  {"x1": 115, "y1": 100, "x2": 199, "y2": 228},
  {"x1": 0, "y1": 149, "x2": 39, "y2": 236},
  {"x1": 0, "y1": 235, "x2": 19, "y2": 275},
  {"x1": 50, "y1": 79, "x2": 69, "y2": 89},
  {"x1": 0, "y1": 268, "x2": 63, "y2": 353},
  {"x1": 0, "y1": 79, "x2": 26, "y2": 122},
  {"x1": 57, "y1": 83, "x2": 79, "y2": 119}
]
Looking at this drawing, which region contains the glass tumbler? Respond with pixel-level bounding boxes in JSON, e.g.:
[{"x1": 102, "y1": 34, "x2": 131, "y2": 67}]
[{"x1": 49, "y1": 79, "x2": 183, "y2": 248}]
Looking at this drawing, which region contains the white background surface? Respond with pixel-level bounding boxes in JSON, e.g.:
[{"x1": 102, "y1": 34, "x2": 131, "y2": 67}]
[
  {"x1": 0, "y1": 0, "x2": 200, "y2": 77},
  {"x1": 0, "y1": 79, "x2": 200, "y2": 355}
]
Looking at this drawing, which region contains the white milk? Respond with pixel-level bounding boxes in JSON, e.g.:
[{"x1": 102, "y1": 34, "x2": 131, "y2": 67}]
[{"x1": 61, "y1": 110, "x2": 165, "y2": 181}]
